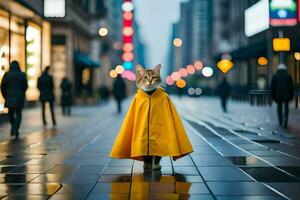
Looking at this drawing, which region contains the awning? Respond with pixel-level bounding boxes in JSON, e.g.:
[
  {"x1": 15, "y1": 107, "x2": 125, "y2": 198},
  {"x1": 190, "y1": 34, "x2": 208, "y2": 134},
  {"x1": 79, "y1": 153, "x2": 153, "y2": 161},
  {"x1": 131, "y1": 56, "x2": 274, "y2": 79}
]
[
  {"x1": 214, "y1": 41, "x2": 267, "y2": 61},
  {"x1": 74, "y1": 52, "x2": 101, "y2": 68}
]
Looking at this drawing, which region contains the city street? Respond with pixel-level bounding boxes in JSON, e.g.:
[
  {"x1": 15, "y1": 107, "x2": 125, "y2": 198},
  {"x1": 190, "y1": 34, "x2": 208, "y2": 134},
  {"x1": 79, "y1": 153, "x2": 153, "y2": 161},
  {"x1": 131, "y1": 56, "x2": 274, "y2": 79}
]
[{"x1": 0, "y1": 97, "x2": 299, "y2": 199}]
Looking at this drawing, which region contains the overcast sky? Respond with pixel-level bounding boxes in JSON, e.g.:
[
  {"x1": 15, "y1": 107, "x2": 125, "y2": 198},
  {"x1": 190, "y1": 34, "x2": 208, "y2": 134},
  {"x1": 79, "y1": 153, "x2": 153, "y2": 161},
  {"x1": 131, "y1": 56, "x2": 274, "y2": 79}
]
[{"x1": 134, "y1": 0, "x2": 187, "y2": 75}]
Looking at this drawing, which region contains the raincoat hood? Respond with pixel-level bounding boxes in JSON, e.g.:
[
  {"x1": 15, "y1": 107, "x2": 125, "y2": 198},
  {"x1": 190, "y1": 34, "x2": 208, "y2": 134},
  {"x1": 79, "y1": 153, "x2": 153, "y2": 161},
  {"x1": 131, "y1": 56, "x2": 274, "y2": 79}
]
[{"x1": 110, "y1": 87, "x2": 193, "y2": 161}]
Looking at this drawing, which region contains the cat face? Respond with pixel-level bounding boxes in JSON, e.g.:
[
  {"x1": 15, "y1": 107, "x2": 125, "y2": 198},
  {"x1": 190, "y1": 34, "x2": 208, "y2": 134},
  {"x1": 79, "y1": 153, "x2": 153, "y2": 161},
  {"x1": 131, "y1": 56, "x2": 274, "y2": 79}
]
[{"x1": 136, "y1": 64, "x2": 161, "y2": 91}]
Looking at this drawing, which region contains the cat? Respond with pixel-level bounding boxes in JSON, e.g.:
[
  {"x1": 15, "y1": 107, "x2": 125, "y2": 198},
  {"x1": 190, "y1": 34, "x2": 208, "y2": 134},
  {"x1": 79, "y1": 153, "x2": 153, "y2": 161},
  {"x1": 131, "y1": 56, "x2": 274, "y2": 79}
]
[{"x1": 136, "y1": 64, "x2": 161, "y2": 92}]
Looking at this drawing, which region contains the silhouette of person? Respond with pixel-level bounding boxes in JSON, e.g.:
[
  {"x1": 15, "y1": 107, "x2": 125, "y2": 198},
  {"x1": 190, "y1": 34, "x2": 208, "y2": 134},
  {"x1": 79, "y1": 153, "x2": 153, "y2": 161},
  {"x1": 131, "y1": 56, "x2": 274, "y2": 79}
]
[
  {"x1": 271, "y1": 64, "x2": 294, "y2": 128},
  {"x1": 1, "y1": 61, "x2": 28, "y2": 138},
  {"x1": 217, "y1": 77, "x2": 231, "y2": 113},
  {"x1": 60, "y1": 77, "x2": 72, "y2": 116},
  {"x1": 37, "y1": 66, "x2": 56, "y2": 126},
  {"x1": 112, "y1": 75, "x2": 126, "y2": 114}
]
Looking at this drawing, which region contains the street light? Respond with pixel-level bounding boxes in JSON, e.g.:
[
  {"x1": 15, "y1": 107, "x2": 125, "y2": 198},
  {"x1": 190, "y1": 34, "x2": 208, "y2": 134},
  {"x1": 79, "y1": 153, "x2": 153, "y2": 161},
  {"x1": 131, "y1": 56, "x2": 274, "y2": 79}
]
[
  {"x1": 173, "y1": 38, "x2": 182, "y2": 47},
  {"x1": 99, "y1": 27, "x2": 108, "y2": 37}
]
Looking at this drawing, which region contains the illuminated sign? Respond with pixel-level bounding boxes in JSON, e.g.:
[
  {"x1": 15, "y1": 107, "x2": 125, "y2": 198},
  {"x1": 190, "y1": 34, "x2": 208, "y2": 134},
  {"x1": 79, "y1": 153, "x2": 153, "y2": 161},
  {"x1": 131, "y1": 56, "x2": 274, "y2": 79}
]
[
  {"x1": 44, "y1": 0, "x2": 66, "y2": 17},
  {"x1": 269, "y1": 0, "x2": 297, "y2": 26},
  {"x1": 273, "y1": 38, "x2": 291, "y2": 51},
  {"x1": 245, "y1": 0, "x2": 270, "y2": 37}
]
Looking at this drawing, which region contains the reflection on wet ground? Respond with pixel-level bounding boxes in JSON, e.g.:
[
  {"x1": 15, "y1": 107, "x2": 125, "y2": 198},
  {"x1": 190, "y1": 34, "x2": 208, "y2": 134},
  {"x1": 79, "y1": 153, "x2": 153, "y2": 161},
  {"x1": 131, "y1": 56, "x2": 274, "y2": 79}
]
[{"x1": 0, "y1": 102, "x2": 299, "y2": 199}]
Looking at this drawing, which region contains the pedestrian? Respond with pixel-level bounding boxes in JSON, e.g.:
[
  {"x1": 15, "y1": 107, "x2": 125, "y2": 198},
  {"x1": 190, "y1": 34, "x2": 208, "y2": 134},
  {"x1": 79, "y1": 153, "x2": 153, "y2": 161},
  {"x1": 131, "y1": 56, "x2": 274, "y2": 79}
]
[
  {"x1": 110, "y1": 64, "x2": 193, "y2": 171},
  {"x1": 1, "y1": 61, "x2": 28, "y2": 138},
  {"x1": 37, "y1": 66, "x2": 56, "y2": 126},
  {"x1": 60, "y1": 77, "x2": 72, "y2": 116},
  {"x1": 112, "y1": 75, "x2": 126, "y2": 114},
  {"x1": 98, "y1": 85, "x2": 110, "y2": 104},
  {"x1": 271, "y1": 64, "x2": 294, "y2": 128},
  {"x1": 217, "y1": 77, "x2": 231, "y2": 113}
]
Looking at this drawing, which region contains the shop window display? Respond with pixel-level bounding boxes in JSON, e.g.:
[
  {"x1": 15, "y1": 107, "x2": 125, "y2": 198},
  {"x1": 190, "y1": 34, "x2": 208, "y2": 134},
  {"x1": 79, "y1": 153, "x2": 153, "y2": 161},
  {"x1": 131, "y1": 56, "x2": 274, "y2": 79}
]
[
  {"x1": 0, "y1": 10, "x2": 9, "y2": 106},
  {"x1": 26, "y1": 22, "x2": 41, "y2": 101}
]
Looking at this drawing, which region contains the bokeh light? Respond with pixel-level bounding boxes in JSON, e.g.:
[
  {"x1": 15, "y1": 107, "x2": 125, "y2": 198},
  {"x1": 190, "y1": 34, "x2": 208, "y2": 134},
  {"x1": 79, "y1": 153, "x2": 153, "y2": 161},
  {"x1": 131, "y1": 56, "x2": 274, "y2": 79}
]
[
  {"x1": 179, "y1": 68, "x2": 188, "y2": 77},
  {"x1": 123, "y1": 43, "x2": 134, "y2": 52},
  {"x1": 123, "y1": 12, "x2": 133, "y2": 20},
  {"x1": 122, "y1": 2, "x2": 134, "y2": 12},
  {"x1": 194, "y1": 61, "x2": 203, "y2": 70},
  {"x1": 123, "y1": 61, "x2": 133, "y2": 70},
  {"x1": 110, "y1": 70, "x2": 118, "y2": 78},
  {"x1": 98, "y1": 27, "x2": 108, "y2": 37},
  {"x1": 122, "y1": 70, "x2": 136, "y2": 81},
  {"x1": 257, "y1": 57, "x2": 268, "y2": 66},
  {"x1": 294, "y1": 52, "x2": 300, "y2": 61},
  {"x1": 202, "y1": 66, "x2": 214, "y2": 77},
  {"x1": 186, "y1": 65, "x2": 196, "y2": 75},
  {"x1": 115, "y1": 65, "x2": 124, "y2": 74},
  {"x1": 176, "y1": 79, "x2": 186, "y2": 88},
  {"x1": 195, "y1": 88, "x2": 202, "y2": 95},
  {"x1": 166, "y1": 76, "x2": 174, "y2": 85},
  {"x1": 123, "y1": 27, "x2": 134, "y2": 36},
  {"x1": 188, "y1": 87, "x2": 195, "y2": 95},
  {"x1": 171, "y1": 71, "x2": 181, "y2": 81},
  {"x1": 122, "y1": 52, "x2": 134, "y2": 61},
  {"x1": 173, "y1": 38, "x2": 182, "y2": 47}
]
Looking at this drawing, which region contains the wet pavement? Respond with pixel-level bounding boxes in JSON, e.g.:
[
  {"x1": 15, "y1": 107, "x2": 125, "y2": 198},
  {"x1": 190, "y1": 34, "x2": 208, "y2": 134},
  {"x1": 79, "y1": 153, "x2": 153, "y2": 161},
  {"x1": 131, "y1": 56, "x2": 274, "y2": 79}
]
[{"x1": 0, "y1": 97, "x2": 299, "y2": 199}]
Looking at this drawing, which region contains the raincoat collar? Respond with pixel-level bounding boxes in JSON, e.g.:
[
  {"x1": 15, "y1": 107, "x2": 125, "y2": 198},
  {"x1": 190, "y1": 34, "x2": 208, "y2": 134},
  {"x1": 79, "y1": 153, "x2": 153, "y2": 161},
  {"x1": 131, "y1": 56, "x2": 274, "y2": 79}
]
[{"x1": 137, "y1": 87, "x2": 164, "y2": 98}]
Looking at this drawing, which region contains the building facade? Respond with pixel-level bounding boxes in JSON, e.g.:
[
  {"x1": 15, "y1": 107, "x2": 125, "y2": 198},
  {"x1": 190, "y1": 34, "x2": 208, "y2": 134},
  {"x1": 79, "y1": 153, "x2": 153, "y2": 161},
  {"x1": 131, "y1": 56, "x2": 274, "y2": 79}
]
[
  {"x1": 45, "y1": 0, "x2": 106, "y2": 101},
  {"x1": 0, "y1": 0, "x2": 51, "y2": 106}
]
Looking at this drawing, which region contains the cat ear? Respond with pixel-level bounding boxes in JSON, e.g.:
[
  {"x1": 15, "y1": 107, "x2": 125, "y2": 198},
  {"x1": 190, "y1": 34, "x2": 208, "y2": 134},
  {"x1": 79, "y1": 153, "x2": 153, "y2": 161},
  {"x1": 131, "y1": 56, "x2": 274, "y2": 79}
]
[
  {"x1": 136, "y1": 65, "x2": 144, "y2": 76},
  {"x1": 153, "y1": 64, "x2": 161, "y2": 74}
]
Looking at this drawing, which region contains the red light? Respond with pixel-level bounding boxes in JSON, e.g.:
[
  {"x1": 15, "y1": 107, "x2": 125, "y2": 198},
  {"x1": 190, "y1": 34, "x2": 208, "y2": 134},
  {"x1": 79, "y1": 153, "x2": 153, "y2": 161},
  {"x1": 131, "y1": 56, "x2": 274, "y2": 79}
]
[
  {"x1": 123, "y1": 43, "x2": 134, "y2": 52},
  {"x1": 122, "y1": 52, "x2": 134, "y2": 61},
  {"x1": 123, "y1": 12, "x2": 133, "y2": 20}
]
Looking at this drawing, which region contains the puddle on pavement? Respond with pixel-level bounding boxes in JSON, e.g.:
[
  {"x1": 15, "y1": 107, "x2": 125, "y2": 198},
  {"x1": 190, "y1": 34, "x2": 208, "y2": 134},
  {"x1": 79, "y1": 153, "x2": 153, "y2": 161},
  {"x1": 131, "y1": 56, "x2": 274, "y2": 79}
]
[
  {"x1": 226, "y1": 156, "x2": 268, "y2": 166},
  {"x1": 278, "y1": 167, "x2": 300, "y2": 178},
  {"x1": 252, "y1": 139, "x2": 280, "y2": 144}
]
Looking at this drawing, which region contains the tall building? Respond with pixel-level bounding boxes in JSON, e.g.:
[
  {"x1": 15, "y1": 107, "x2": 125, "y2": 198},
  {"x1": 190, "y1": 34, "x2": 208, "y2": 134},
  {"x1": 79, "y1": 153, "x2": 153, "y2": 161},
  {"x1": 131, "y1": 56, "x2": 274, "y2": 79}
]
[
  {"x1": 0, "y1": 0, "x2": 51, "y2": 105},
  {"x1": 45, "y1": 0, "x2": 106, "y2": 100}
]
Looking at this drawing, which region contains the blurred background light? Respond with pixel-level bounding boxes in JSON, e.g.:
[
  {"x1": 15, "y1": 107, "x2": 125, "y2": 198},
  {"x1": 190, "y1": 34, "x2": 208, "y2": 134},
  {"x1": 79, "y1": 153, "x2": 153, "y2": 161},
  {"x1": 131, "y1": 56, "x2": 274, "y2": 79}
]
[
  {"x1": 194, "y1": 61, "x2": 203, "y2": 70},
  {"x1": 123, "y1": 11, "x2": 133, "y2": 20},
  {"x1": 122, "y1": 52, "x2": 134, "y2": 61},
  {"x1": 186, "y1": 65, "x2": 196, "y2": 74},
  {"x1": 179, "y1": 68, "x2": 188, "y2": 77},
  {"x1": 188, "y1": 87, "x2": 195, "y2": 95},
  {"x1": 123, "y1": 27, "x2": 134, "y2": 36},
  {"x1": 99, "y1": 27, "x2": 108, "y2": 37},
  {"x1": 202, "y1": 66, "x2": 214, "y2": 77},
  {"x1": 294, "y1": 52, "x2": 300, "y2": 61},
  {"x1": 171, "y1": 71, "x2": 181, "y2": 81},
  {"x1": 123, "y1": 61, "x2": 133, "y2": 70},
  {"x1": 257, "y1": 57, "x2": 268, "y2": 65},
  {"x1": 176, "y1": 79, "x2": 186, "y2": 88},
  {"x1": 166, "y1": 76, "x2": 174, "y2": 85},
  {"x1": 173, "y1": 38, "x2": 182, "y2": 47},
  {"x1": 122, "y1": 2, "x2": 134, "y2": 12},
  {"x1": 110, "y1": 70, "x2": 118, "y2": 78},
  {"x1": 115, "y1": 65, "x2": 124, "y2": 74},
  {"x1": 195, "y1": 87, "x2": 202, "y2": 95},
  {"x1": 123, "y1": 43, "x2": 134, "y2": 52}
]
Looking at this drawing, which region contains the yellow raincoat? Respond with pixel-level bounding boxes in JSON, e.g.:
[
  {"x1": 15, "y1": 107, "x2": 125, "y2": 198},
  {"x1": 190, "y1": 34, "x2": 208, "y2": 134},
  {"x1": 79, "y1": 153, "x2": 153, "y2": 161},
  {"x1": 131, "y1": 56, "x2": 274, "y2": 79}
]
[{"x1": 110, "y1": 87, "x2": 193, "y2": 161}]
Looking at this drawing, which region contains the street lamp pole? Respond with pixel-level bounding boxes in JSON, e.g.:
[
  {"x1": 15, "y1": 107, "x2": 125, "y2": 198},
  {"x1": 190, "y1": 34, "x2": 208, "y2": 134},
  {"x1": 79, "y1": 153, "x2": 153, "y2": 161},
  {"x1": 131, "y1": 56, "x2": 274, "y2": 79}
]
[{"x1": 278, "y1": 30, "x2": 285, "y2": 65}]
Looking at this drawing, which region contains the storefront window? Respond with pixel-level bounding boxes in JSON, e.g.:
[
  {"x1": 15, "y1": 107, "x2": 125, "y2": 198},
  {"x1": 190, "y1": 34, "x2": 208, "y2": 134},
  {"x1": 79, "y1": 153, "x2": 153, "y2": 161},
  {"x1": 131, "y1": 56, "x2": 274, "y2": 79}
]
[
  {"x1": 10, "y1": 15, "x2": 25, "y2": 71},
  {"x1": 26, "y1": 22, "x2": 41, "y2": 101},
  {"x1": 0, "y1": 9, "x2": 9, "y2": 106}
]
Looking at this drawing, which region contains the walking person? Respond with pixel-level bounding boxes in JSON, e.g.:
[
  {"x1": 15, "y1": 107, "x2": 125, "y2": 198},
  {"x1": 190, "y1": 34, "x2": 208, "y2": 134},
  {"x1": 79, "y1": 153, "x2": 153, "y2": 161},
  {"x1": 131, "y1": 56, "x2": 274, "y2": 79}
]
[
  {"x1": 1, "y1": 61, "x2": 28, "y2": 138},
  {"x1": 112, "y1": 75, "x2": 126, "y2": 114},
  {"x1": 271, "y1": 64, "x2": 294, "y2": 128},
  {"x1": 37, "y1": 66, "x2": 56, "y2": 126},
  {"x1": 60, "y1": 77, "x2": 72, "y2": 116},
  {"x1": 217, "y1": 77, "x2": 231, "y2": 113}
]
